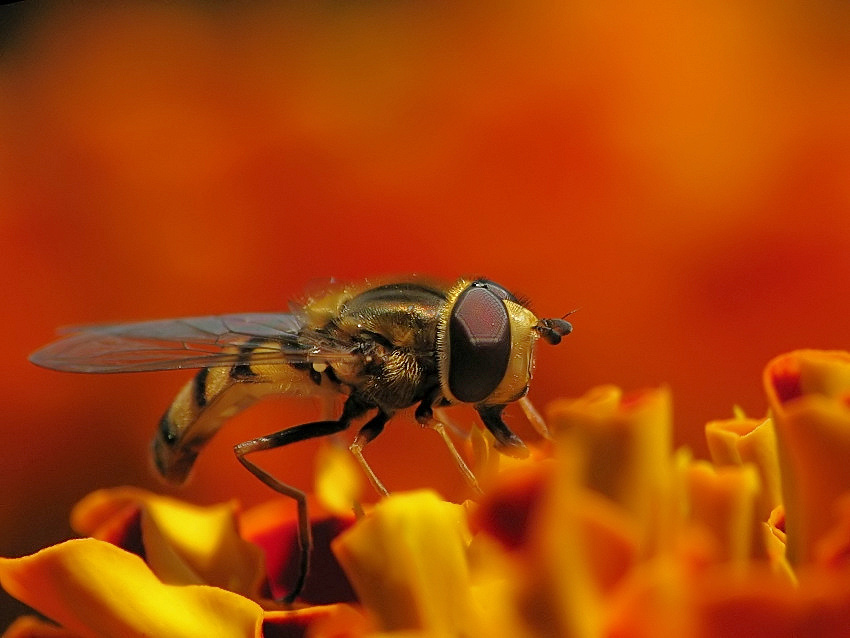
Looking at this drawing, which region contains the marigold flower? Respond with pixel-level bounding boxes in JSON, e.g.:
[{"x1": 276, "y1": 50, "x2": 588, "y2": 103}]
[{"x1": 4, "y1": 349, "x2": 850, "y2": 637}]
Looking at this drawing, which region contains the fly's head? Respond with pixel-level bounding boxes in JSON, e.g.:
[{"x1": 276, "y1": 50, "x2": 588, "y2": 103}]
[{"x1": 436, "y1": 278, "x2": 573, "y2": 408}]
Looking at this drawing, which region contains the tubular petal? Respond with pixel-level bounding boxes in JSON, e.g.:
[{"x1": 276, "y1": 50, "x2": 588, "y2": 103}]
[
  {"x1": 547, "y1": 385, "x2": 674, "y2": 556},
  {"x1": 0, "y1": 539, "x2": 263, "y2": 638},
  {"x1": 764, "y1": 352, "x2": 850, "y2": 566},
  {"x1": 683, "y1": 461, "x2": 761, "y2": 565},
  {"x1": 705, "y1": 416, "x2": 782, "y2": 522},
  {"x1": 765, "y1": 350, "x2": 850, "y2": 408}
]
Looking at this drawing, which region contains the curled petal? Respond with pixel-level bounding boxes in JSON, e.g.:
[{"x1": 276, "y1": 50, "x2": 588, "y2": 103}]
[
  {"x1": 763, "y1": 351, "x2": 850, "y2": 565},
  {"x1": 765, "y1": 350, "x2": 850, "y2": 407},
  {"x1": 763, "y1": 505, "x2": 795, "y2": 583},
  {"x1": 0, "y1": 539, "x2": 263, "y2": 638},
  {"x1": 705, "y1": 416, "x2": 781, "y2": 522},
  {"x1": 473, "y1": 459, "x2": 637, "y2": 593},
  {"x1": 332, "y1": 490, "x2": 479, "y2": 634},
  {"x1": 72, "y1": 487, "x2": 265, "y2": 599},
  {"x1": 606, "y1": 556, "x2": 695, "y2": 637},
  {"x1": 523, "y1": 433, "x2": 642, "y2": 637}
]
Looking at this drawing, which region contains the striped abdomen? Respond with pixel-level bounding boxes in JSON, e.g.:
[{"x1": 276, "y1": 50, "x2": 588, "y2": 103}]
[{"x1": 152, "y1": 354, "x2": 337, "y2": 484}]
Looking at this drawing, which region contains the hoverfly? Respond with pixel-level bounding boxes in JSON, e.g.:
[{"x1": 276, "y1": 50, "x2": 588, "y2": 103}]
[{"x1": 30, "y1": 276, "x2": 573, "y2": 602}]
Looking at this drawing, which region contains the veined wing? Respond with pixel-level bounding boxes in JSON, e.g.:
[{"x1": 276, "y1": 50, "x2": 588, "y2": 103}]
[{"x1": 30, "y1": 313, "x2": 358, "y2": 373}]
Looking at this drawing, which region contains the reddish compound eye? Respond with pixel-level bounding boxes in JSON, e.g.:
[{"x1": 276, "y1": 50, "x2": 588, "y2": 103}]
[
  {"x1": 448, "y1": 285, "x2": 511, "y2": 403},
  {"x1": 472, "y1": 279, "x2": 517, "y2": 303}
]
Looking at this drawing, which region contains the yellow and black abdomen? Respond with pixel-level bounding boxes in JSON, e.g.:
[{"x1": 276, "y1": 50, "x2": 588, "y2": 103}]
[{"x1": 152, "y1": 344, "x2": 337, "y2": 484}]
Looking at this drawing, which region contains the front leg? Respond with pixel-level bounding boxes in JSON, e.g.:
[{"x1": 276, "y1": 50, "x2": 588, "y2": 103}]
[
  {"x1": 413, "y1": 384, "x2": 443, "y2": 424},
  {"x1": 415, "y1": 394, "x2": 483, "y2": 495},
  {"x1": 477, "y1": 404, "x2": 529, "y2": 458}
]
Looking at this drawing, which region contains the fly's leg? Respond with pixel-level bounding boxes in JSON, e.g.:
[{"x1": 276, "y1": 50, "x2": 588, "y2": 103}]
[
  {"x1": 430, "y1": 420, "x2": 483, "y2": 496},
  {"x1": 235, "y1": 420, "x2": 345, "y2": 604},
  {"x1": 419, "y1": 401, "x2": 482, "y2": 496},
  {"x1": 518, "y1": 396, "x2": 551, "y2": 439},
  {"x1": 477, "y1": 404, "x2": 529, "y2": 459},
  {"x1": 349, "y1": 411, "x2": 391, "y2": 497},
  {"x1": 233, "y1": 395, "x2": 369, "y2": 604}
]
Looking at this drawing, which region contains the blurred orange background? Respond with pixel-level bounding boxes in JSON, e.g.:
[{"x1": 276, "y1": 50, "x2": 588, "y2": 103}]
[{"x1": 1, "y1": 1, "x2": 849, "y2": 629}]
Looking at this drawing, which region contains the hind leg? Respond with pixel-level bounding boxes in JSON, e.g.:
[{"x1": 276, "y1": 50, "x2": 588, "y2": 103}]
[{"x1": 233, "y1": 396, "x2": 369, "y2": 603}]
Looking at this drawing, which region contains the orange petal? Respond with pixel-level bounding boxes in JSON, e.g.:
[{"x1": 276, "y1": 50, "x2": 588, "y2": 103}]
[
  {"x1": 0, "y1": 538, "x2": 263, "y2": 638},
  {"x1": 2, "y1": 616, "x2": 82, "y2": 638},
  {"x1": 813, "y1": 493, "x2": 850, "y2": 570},
  {"x1": 694, "y1": 564, "x2": 850, "y2": 638},
  {"x1": 606, "y1": 556, "x2": 696, "y2": 638},
  {"x1": 470, "y1": 462, "x2": 549, "y2": 551},
  {"x1": 522, "y1": 435, "x2": 631, "y2": 637},
  {"x1": 261, "y1": 604, "x2": 369, "y2": 638},
  {"x1": 240, "y1": 498, "x2": 357, "y2": 605}
]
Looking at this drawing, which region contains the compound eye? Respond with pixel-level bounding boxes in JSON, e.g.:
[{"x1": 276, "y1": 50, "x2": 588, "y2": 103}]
[
  {"x1": 449, "y1": 285, "x2": 511, "y2": 403},
  {"x1": 472, "y1": 279, "x2": 518, "y2": 303}
]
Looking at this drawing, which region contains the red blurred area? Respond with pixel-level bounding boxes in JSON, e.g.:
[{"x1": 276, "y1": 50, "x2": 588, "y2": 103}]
[{"x1": 2, "y1": 0, "x2": 850, "y2": 629}]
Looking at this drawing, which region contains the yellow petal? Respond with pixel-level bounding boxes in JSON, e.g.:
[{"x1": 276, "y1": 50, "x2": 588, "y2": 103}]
[
  {"x1": 764, "y1": 351, "x2": 850, "y2": 565},
  {"x1": 683, "y1": 461, "x2": 761, "y2": 565},
  {"x1": 762, "y1": 505, "x2": 795, "y2": 583},
  {"x1": 524, "y1": 437, "x2": 615, "y2": 638},
  {"x1": 547, "y1": 385, "x2": 674, "y2": 556},
  {"x1": 0, "y1": 539, "x2": 262, "y2": 638},
  {"x1": 69, "y1": 486, "x2": 148, "y2": 536},
  {"x1": 142, "y1": 496, "x2": 264, "y2": 595},
  {"x1": 331, "y1": 490, "x2": 480, "y2": 635},
  {"x1": 72, "y1": 488, "x2": 265, "y2": 599},
  {"x1": 705, "y1": 416, "x2": 782, "y2": 521},
  {"x1": 315, "y1": 440, "x2": 364, "y2": 516},
  {"x1": 765, "y1": 350, "x2": 850, "y2": 407}
]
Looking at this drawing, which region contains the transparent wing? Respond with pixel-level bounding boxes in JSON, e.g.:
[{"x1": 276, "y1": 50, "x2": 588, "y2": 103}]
[{"x1": 30, "y1": 313, "x2": 358, "y2": 373}]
